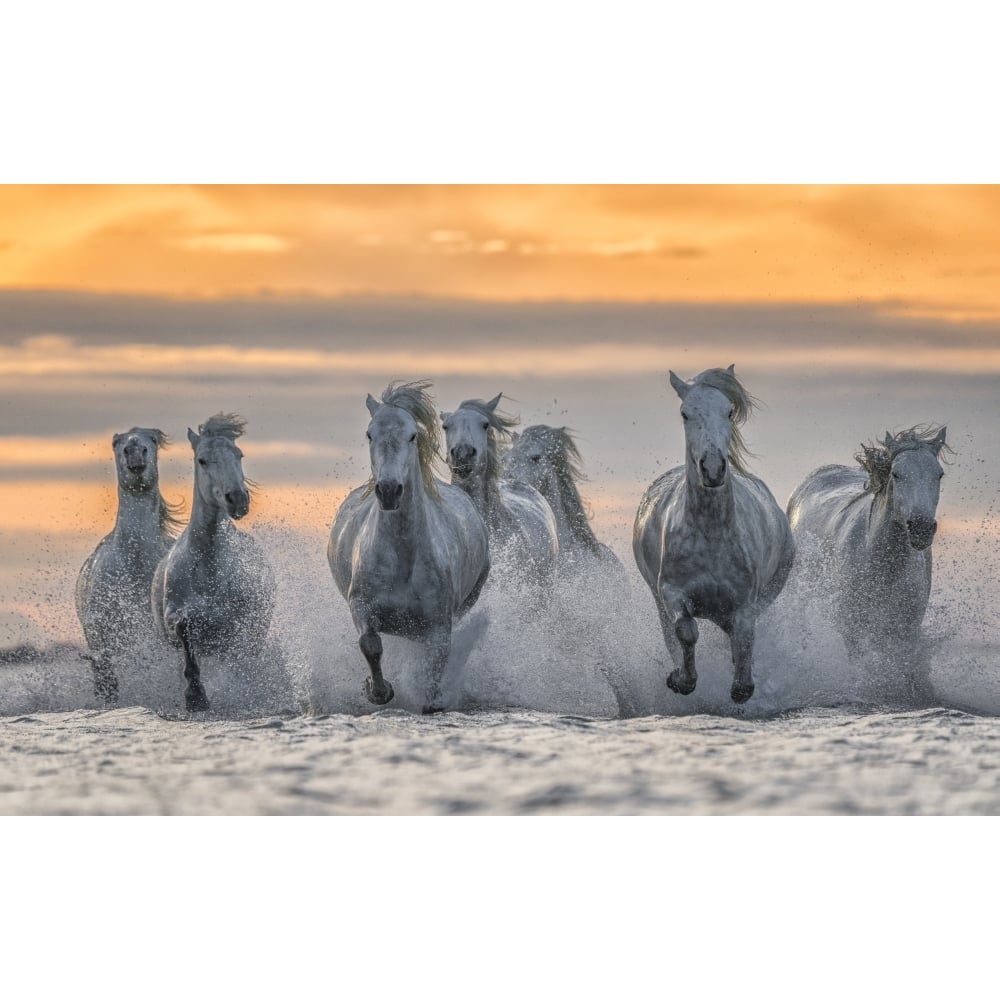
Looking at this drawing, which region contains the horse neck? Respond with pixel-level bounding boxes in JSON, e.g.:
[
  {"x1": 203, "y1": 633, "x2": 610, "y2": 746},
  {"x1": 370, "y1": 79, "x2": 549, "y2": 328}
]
[
  {"x1": 454, "y1": 464, "x2": 501, "y2": 527},
  {"x1": 376, "y1": 456, "x2": 433, "y2": 547},
  {"x1": 186, "y1": 473, "x2": 231, "y2": 551},
  {"x1": 865, "y1": 490, "x2": 912, "y2": 571},
  {"x1": 113, "y1": 480, "x2": 163, "y2": 546},
  {"x1": 684, "y1": 452, "x2": 735, "y2": 523},
  {"x1": 549, "y1": 465, "x2": 600, "y2": 552}
]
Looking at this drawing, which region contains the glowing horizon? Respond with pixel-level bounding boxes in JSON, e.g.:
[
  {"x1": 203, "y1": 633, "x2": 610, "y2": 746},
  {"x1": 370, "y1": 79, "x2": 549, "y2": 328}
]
[{"x1": 1, "y1": 186, "x2": 999, "y2": 319}]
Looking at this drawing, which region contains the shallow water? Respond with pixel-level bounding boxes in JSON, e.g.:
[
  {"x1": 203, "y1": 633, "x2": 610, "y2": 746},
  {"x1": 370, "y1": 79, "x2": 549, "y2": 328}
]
[
  {"x1": 2, "y1": 523, "x2": 998, "y2": 814},
  {"x1": 1, "y1": 703, "x2": 998, "y2": 815}
]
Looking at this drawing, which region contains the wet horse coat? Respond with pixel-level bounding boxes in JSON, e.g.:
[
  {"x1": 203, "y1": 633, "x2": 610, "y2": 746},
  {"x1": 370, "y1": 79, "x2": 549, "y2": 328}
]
[
  {"x1": 329, "y1": 382, "x2": 490, "y2": 711},
  {"x1": 787, "y1": 426, "x2": 948, "y2": 698},
  {"x1": 76, "y1": 427, "x2": 180, "y2": 704},
  {"x1": 151, "y1": 414, "x2": 274, "y2": 712},
  {"x1": 441, "y1": 394, "x2": 558, "y2": 586},
  {"x1": 633, "y1": 366, "x2": 794, "y2": 703}
]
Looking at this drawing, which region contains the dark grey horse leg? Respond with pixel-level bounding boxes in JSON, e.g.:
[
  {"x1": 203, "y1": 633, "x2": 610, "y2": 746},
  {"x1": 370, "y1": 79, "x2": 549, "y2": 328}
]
[
  {"x1": 177, "y1": 620, "x2": 210, "y2": 712},
  {"x1": 421, "y1": 627, "x2": 451, "y2": 715},
  {"x1": 457, "y1": 561, "x2": 490, "y2": 618},
  {"x1": 728, "y1": 611, "x2": 756, "y2": 704},
  {"x1": 359, "y1": 628, "x2": 394, "y2": 706},
  {"x1": 82, "y1": 651, "x2": 120, "y2": 706},
  {"x1": 658, "y1": 582, "x2": 698, "y2": 695}
]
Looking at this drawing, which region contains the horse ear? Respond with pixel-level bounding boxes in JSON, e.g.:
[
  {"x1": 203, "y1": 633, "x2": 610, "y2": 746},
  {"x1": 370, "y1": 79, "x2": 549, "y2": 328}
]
[
  {"x1": 112, "y1": 432, "x2": 123, "y2": 448},
  {"x1": 931, "y1": 426, "x2": 947, "y2": 454},
  {"x1": 669, "y1": 371, "x2": 690, "y2": 399},
  {"x1": 511, "y1": 431, "x2": 520, "y2": 443},
  {"x1": 485, "y1": 393, "x2": 503, "y2": 412},
  {"x1": 726, "y1": 363, "x2": 735, "y2": 374},
  {"x1": 187, "y1": 427, "x2": 200, "y2": 449},
  {"x1": 440, "y1": 410, "x2": 452, "y2": 424},
  {"x1": 883, "y1": 432, "x2": 894, "y2": 449},
  {"x1": 366, "y1": 394, "x2": 381, "y2": 416}
]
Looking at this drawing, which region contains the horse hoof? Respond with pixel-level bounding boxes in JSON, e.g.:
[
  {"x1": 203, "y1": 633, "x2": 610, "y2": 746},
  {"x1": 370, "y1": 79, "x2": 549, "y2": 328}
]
[
  {"x1": 93, "y1": 679, "x2": 120, "y2": 707},
  {"x1": 666, "y1": 670, "x2": 696, "y2": 696},
  {"x1": 186, "y1": 686, "x2": 211, "y2": 713},
  {"x1": 364, "y1": 677, "x2": 395, "y2": 706},
  {"x1": 731, "y1": 681, "x2": 755, "y2": 704}
]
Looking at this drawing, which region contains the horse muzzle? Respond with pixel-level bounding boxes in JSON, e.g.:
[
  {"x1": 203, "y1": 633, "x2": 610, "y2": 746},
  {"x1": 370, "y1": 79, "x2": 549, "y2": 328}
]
[
  {"x1": 907, "y1": 518, "x2": 937, "y2": 550},
  {"x1": 375, "y1": 481, "x2": 404, "y2": 511},
  {"x1": 699, "y1": 456, "x2": 727, "y2": 489},
  {"x1": 225, "y1": 490, "x2": 251, "y2": 520},
  {"x1": 449, "y1": 445, "x2": 476, "y2": 478}
]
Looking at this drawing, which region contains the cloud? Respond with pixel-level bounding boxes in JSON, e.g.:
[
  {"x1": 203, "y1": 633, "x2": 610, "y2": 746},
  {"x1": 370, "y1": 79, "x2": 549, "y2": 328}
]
[{"x1": 179, "y1": 232, "x2": 292, "y2": 254}]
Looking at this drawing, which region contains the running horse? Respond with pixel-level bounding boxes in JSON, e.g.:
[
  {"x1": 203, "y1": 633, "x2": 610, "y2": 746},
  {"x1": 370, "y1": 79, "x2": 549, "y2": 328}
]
[
  {"x1": 76, "y1": 427, "x2": 182, "y2": 704},
  {"x1": 151, "y1": 414, "x2": 274, "y2": 712},
  {"x1": 633, "y1": 366, "x2": 794, "y2": 703},
  {"x1": 329, "y1": 381, "x2": 490, "y2": 712}
]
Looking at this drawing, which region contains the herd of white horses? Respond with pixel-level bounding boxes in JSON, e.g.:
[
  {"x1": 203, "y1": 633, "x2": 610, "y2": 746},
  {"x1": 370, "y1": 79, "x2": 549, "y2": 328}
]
[{"x1": 75, "y1": 366, "x2": 949, "y2": 713}]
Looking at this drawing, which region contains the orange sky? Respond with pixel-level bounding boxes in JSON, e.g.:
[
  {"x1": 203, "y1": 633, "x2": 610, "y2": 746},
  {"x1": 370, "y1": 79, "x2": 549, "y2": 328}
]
[{"x1": 1, "y1": 185, "x2": 999, "y2": 318}]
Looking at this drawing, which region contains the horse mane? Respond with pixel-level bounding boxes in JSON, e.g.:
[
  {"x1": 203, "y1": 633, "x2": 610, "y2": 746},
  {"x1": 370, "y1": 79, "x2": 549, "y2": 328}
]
[
  {"x1": 378, "y1": 380, "x2": 442, "y2": 498},
  {"x1": 457, "y1": 396, "x2": 519, "y2": 483},
  {"x1": 198, "y1": 413, "x2": 246, "y2": 440},
  {"x1": 855, "y1": 424, "x2": 953, "y2": 495},
  {"x1": 519, "y1": 425, "x2": 602, "y2": 553},
  {"x1": 689, "y1": 367, "x2": 759, "y2": 477},
  {"x1": 159, "y1": 494, "x2": 186, "y2": 536},
  {"x1": 121, "y1": 426, "x2": 171, "y2": 449}
]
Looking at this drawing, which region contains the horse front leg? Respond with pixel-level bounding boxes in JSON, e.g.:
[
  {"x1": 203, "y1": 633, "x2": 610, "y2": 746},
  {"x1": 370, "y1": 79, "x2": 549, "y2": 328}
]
[
  {"x1": 359, "y1": 629, "x2": 395, "y2": 706},
  {"x1": 421, "y1": 625, "x2": 452, "y2": 715},
  {"x1": 727, "y1": 610, "x2": 756, "y2": 704},
  {"x1": 82, "y1": 650, "x2": 120, "y2": 707},
  {"x1": 658, "y1": 580, "x2": 698, "y2": 695},
  {"x1": 174, "y1": 618, "x2": 210, "y2": 713}
]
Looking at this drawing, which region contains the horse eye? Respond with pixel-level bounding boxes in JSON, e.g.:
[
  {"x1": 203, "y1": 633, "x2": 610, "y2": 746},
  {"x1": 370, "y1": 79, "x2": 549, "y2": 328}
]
[
  {"x1": 410, "y1": 433, "x2": 417, "y2": 443},
  {"x1": 681, "y1": 412, "x2": 689, "y2": 421},
  {"x1": 891, "y1": 471, "x2": 899, "y2": 479},
  {"x1": 728, "y1": 409, "x2": 734, "y2": 419},
  {"x1": 198, "y1": 458, "x2": 207, "y2": 467},
  {"x1": 482, "y1": 422, "x2": 489, "y2": 430},
  {"x1": 366, "y1": 431, "x2": 372, "y2": 441},
  {"x1": 938, "y1": 471, "x2": 945, "y2": 479}
]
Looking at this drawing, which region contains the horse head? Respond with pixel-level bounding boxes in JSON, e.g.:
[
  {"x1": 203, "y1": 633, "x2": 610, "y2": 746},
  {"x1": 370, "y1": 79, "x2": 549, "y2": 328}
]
[
  {"x1": 366, "y1": 393, "x2": 421, "y2": 512},
  {"x1": 504, "y1": 424, "x2": 568, "y2": 497},
  {"x1": 441, "y1": 393, "x2": 505, "y2": 482},
  {"x1": 670, "y1": 367, "x2": 736, "y2": 489},
  {"x1": 883, "y1": 428, "x2": 947, "y2": 551},
  {"x1": 113, "y1": 427, "x2": 167, "y2": 492},
  {"x1": 188, "y1": 416, "x2": 251, "y2": 520}
]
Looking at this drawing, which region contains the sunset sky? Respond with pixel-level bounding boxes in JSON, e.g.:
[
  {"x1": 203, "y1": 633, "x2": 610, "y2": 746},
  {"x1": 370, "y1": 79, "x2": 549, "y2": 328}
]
[
  {"x1": 1, "y1": 185, "x2": 998, "y2": 645},
  {"x1": 2, "y1": 185, "x2": 1000, "y2": 318}
]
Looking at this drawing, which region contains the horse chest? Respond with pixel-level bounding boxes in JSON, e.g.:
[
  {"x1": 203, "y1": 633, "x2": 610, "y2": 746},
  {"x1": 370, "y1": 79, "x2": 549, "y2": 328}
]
[
  {"x1": 661, "y1": 527, "x2": 756, "y2": 613},
  {"x1": 356, "y1": 541, "x2": 446, "y2": 621}
]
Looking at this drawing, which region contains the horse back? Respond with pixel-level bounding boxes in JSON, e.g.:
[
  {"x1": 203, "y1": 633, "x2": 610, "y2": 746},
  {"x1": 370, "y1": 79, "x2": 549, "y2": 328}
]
[
  {"x1": 786, "y1": 464, "x2": 869, "y2": 547},
  {"x1": 632, "y1": 467, "x2": 685, "y2": 588},
  {"x1": 498, "y1": 480, "x2": 559, "y2": 560}
]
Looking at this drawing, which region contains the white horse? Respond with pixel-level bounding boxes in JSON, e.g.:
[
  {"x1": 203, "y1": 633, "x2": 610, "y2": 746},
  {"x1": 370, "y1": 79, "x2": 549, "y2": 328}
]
[
  {"x1": 151, "y1": 414, "x2": 275, "y2": 712},
  {"x1": 329, "y1": 381, "x2": 490, "y2": 712},
  {"x1": 786, "y1": 426, "x2": 948, "y2": 699},
  {"x1": 634, "y1": 366, "x2": 794, "y2": 703},
  {"x1": 441, "y1": 394, "x2": 558, "y2": 585},
  {"x1": 504, "y1": 424, "x2": 626, "y2": 578},
  {"x1": 76, "y1": 427, "x2": 182, "y2": 705}
]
